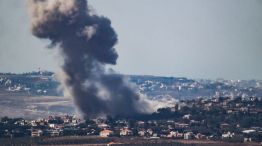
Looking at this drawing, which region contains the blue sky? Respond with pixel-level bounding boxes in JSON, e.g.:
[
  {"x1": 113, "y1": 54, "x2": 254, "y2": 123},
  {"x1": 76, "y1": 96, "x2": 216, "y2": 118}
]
[{"x1": 0, "y1": 0, "x2": 262, "y2": 80}]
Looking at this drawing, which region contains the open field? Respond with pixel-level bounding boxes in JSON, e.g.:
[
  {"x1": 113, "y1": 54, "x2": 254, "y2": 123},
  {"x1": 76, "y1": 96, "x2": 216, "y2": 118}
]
[
  {"x1": 176, "y1": 140, "x2": 261, "y2": 146},
  {"x1": 0, "y1": 136, "x2": 261, "y2": 146}
]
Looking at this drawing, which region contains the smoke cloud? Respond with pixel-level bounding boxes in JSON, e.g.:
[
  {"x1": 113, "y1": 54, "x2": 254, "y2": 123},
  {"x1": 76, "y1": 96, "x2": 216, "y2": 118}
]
[{"x1": 27, "y1": 0, "x2": 150, "y2": 118}]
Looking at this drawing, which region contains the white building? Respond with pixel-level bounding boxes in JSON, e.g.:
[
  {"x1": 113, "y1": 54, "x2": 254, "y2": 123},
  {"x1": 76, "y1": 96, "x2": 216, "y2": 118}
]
[
  {"x1": 31, "y1": 130, "x2": 43, "y2": 137},
  {"x1": 222, "y1": 132, "x2": 234, "y2": 139},
  {"x1": 184, "y1": 132, "x2": 194, "y2": 140},
  {"x1": 120, "y1": 127, "x2": 132, "y2": 136},
  {"x1": 100, "y1": 130, "x2": 113, "y2": 137}
]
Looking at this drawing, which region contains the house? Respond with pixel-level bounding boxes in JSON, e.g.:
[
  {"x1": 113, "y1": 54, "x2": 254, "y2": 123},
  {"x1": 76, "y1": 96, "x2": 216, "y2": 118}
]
[
  {"x1": 242, "y1": 129, "x2": 255, "y2": 142},
  {"x1": 183, "y1": 114, "x2": 191, "y2": 119},
  {"x1": 167, "y1": 131, "x2": 183, "y2": 138},
  {"x1": 195, "y1": 133, "x2": 206, "y2": 139},
  {"x1": 72, "y1": 118, "x2": 80, "y2": 125},
  {"x1": 167, "y1": 131, "x2": 177, "y2": 138},
  {"x1": 31, "y1": 121, "x2": 38, "y2": 127},
  {"x1": 242, "y1": 129, "x2": 255, "y2": 134},
  {"x1": 120, "y1": 127, "x2": 132, "y2": 136},
  {"x1": 151, "y1": 133, "x2": 159, "y2": 138},
  {"x1": 176, "y1": 132, "x2": 184, "y2": 139},
  {"x1": 147, "y1": 129, "x2": 153, "y2": 136},
  {"x1": 49, "y1": 123, "x2": 56, "y2": 128},
  {"x1": 244, "y1": 137, "x2": 252, "y2": 142},
  {"x1": 31, "y1": 130, "x2": 43, "y2": 137},
  {"x1": 222, "y1": 132, "x2": 234, "y2": 139},
  {"x1": 15, "y1": 120, "x2": 28, "y2": 126},
  {"x1": 55, "y1": 125, "x2": 64, "y2": 130},
  {"x1": 100, "y1": 130, "x2": 113, "y2": 137},
  {"x1": 184, "y1": 132, "x2": 194, "y2": 140},
  {"x1": 138, "y1": 130, "x2": 146, "y2": 137},
  {"x1": 62, "y1": 115, "x2": 72, "y2": 123}
]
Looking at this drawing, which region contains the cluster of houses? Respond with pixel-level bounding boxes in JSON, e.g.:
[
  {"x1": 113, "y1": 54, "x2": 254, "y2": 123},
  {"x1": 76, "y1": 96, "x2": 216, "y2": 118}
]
[
  {"x1": 29, "y1": 115, "x2": 81, "y2": 137},
  {"x1": 2, "y1": 113, "x2": 261, "y2": 144},
  {"x1": 1, "y1": 95, "x2": 261, "y2": 144},
  {"x1": 0, "y1": 73, "x2": 57, "y2": 96},
  {"x1": 97, "y1": 96, "x2": 262, "y2": 143},
  {"x1": 185, "y1": 96, "x2": 262, "y2": 115},
  {"x1": 10, "y1": 94, "x2": 262, "y2": 144},
  {"x1": 98, "y1": 123, "x2": 261, "y2": 144},
  {"x1": 98, "y1": 119, "x2": 261, "y2": 142}
]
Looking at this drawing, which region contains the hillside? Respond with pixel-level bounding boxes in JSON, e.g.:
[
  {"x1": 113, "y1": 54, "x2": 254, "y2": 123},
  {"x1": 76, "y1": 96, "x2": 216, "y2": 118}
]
[{"x1": 0, "y1": 72, "x2": 261, "y2": 118}]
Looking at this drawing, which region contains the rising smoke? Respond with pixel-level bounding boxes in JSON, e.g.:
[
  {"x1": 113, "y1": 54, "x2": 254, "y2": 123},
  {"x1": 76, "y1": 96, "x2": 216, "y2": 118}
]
[{"x1": 27, "y1": 0, "x2": 150, "y2": 118}]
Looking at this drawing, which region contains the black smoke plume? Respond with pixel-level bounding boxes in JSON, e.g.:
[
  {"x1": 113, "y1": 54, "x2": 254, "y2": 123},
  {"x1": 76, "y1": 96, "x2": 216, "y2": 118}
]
[{"x1": 27, "y1": 0, "x2": 150, "y2": 118}]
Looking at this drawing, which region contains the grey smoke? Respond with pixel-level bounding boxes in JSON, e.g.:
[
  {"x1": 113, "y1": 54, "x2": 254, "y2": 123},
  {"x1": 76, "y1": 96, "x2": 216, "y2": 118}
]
[{"x1": 27, "y1": 0, "x2": 150, "y2": 118}]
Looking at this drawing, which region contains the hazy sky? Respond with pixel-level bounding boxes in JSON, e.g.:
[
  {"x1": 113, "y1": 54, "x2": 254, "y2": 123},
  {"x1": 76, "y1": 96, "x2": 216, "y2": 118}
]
[{"x1": 0, "y1": 0, "x2": 262, "y2": 80}]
